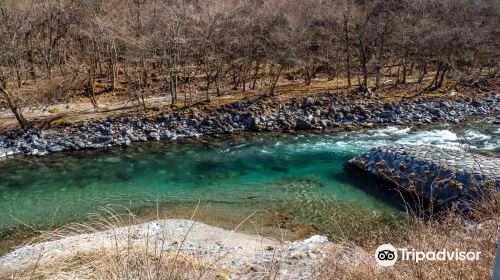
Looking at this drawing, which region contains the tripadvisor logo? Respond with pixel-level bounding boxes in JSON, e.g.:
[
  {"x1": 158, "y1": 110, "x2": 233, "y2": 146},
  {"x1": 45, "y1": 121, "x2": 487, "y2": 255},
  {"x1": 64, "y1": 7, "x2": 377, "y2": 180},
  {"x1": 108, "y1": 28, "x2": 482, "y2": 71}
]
[
  {"x1": 375, "y1": 244, "x2": 398, "y2": 266},
  {"x1": 375, "y1": 244, "x2": 481, "y2": 267}
]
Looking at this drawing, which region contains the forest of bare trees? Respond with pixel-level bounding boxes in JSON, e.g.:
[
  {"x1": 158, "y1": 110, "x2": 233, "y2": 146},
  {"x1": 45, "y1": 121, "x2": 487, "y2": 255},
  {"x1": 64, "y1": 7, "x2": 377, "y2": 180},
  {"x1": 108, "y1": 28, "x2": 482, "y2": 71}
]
[{"x1": 1, "y1": 0, "x2": 499, "y2": 129}]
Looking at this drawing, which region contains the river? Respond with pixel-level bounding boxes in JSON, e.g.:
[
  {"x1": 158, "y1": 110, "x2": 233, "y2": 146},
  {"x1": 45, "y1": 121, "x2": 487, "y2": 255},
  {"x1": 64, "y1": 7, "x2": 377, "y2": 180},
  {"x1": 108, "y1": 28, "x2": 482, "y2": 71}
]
[{"x1": 0, "y1": 119, "x2": 498, "y2": 239}]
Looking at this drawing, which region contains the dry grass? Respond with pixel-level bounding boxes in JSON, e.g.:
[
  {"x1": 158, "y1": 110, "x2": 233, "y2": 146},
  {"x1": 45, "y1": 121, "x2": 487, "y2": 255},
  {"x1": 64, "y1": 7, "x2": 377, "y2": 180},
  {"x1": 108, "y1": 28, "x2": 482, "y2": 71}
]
[
  {"x1": 9, "y1": 248, "x2": 218, "y2": 280},
  {"x1": 313, "y1": 191, "x2": 500, "y2": 280},
  {"x1": 1, "y1": 207, "x2": 226, "y2": 280}
]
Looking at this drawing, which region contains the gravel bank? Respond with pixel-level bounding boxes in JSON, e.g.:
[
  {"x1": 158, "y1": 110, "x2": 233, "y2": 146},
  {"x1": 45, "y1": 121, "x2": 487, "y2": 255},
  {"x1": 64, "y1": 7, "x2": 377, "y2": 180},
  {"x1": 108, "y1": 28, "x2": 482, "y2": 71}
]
[
  {"x1": 1, "y1": 92, "x2": 499, "y2": 159},
  {"x1": 0, "y1": 219, "x2": 330, "y2": 279}
]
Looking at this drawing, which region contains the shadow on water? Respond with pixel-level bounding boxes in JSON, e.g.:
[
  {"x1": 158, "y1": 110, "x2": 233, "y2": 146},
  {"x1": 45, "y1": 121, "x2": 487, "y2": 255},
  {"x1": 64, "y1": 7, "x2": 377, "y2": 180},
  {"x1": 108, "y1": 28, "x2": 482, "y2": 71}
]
[{"x1": 333, "y1": 165, "x2": 408, "y2": 212}]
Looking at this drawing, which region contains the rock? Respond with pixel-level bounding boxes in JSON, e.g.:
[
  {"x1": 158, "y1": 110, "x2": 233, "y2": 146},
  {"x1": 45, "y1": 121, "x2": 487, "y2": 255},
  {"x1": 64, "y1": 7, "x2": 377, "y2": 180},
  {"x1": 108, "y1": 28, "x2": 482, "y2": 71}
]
[
  {"x1": 471, "y1": 100, "x2": 482, "y2": 107},
  {"x1": 250, "y1": 265, "x2": 260, "y2": 272},
  {"x1": 148, "y1": 132, "x2": 161, "y2": 141},
  {"x1": 0, "y1": 91, "x2": 497, "y2": 159},
  {"x1": 28, "y1": 134, "x2": 39, "y2": 143},
  {"x1": 76, "y1": 141, "x2": 87, "y2": 149},
  {"x1": 303, "y1": 97, "x2": 315, "y2": 107},
  {"x1": 96, "y1": 135, "x2": 114, "y2": 144},
  {"x1": 345, "y1": 125, "x2": 358, "y2": 131},
  {"x1": 320, "y1": 119, "x2": 330, "y2": 127},
  {"x1": 295, "y1": 119, "x2": 312, "y2": 130},
  {"x1": 379, "y1": 111, "x2": 393, "y2": 118},
  {"x1": 31, "y1": 149, "x2": 46, "y2": 156},
  {"x1": 303, "y1": 235, "x2": 328, "y2": 244},
  {"x1": 47, "y1": 144, "x2": 63, "y2": 153}
]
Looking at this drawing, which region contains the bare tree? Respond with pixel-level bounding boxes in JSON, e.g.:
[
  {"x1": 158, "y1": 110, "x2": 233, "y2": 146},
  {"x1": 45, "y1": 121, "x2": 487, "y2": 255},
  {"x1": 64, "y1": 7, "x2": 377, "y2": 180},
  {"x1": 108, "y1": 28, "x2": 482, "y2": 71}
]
[{"x1": 0, "y1": 0, "x2": 499, "y2": 128}]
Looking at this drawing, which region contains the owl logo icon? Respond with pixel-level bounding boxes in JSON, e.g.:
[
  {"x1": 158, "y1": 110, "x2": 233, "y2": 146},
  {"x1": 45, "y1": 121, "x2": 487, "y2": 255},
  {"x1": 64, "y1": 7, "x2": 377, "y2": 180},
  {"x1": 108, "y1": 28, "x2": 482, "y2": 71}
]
[{"x1": 375, "y1": 244, "x2": 398, "y2": 266}]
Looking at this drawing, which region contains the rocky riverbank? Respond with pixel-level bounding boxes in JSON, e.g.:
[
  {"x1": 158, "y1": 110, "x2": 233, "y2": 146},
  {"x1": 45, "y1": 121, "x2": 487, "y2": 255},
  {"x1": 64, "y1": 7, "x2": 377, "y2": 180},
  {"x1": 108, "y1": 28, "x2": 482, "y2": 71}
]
[
  {"x1": 0, "y1": 219, "x2": 330, "y2": 279},
  {"x1": 346, "y1": 145, "x2": 500, "y2": 209},
  {"x1": 0, "y1": 92, "x2": 499, "y2": 158}
]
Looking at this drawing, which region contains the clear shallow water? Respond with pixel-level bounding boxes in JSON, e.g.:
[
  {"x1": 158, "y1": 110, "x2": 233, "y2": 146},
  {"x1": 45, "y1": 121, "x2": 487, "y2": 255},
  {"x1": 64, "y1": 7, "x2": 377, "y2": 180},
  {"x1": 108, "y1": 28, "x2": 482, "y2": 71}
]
[{"x1": 0, "y1": 119, "x2": 498, "y2": 233}]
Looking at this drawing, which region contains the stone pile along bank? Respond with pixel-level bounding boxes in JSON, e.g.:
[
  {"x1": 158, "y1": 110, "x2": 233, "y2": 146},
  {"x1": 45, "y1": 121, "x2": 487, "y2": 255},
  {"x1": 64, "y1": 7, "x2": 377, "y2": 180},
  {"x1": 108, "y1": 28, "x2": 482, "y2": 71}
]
[
  {"x1": 0, "y1": 92, "x2": 499, "y2": 158},
  {"x1": 347, "y1": 145, "x2": 500, "y2": 208}
]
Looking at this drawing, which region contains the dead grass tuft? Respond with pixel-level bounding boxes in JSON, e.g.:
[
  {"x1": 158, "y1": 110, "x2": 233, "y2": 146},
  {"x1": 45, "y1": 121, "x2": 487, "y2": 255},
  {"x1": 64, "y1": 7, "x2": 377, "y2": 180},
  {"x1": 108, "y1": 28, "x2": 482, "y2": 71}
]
[
  {"x1": 313, "y1": 191, "x2": 500, "y2": 280},
  {"x1": 1, "y1": 206, "x2": 223, "y2": 280},
  {"x1": 7, "y1": 246, "x2": 218, "y2": 280}
]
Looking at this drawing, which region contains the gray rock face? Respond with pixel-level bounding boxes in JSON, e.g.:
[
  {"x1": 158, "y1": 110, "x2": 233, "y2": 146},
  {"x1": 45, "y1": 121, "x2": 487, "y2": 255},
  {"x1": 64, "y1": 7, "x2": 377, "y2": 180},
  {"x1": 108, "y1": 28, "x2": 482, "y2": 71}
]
[{"x1": 347, "y1": 145, "x2": 500, "y2": 209}]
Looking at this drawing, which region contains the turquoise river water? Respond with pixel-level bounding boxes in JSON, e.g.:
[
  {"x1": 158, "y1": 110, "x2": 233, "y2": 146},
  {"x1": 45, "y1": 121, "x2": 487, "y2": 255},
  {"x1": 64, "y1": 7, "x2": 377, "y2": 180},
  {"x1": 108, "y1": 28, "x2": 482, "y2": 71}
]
[{"x1": 0, "y1": 120, "x2": 498, "y2": 234}]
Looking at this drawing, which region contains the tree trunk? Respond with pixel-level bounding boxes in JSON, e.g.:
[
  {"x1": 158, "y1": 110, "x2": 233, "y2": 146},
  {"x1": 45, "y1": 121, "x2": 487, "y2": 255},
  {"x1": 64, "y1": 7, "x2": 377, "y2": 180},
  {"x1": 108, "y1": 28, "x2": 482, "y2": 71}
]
[
  {"x1": 96, "y1": 44, "x2": 103, "y2": 76},
  {"x1": 395, "y1": 64, "x2": 400, "y2": 85},
  {"x1": 362, "y1": 61, "x2": 368, "y2": 89},
  {"x1": 205, "y1": 72, "x2": 212, "y2": 102},
  {"x1": 27, "y1": 48, "x2": 37, "y2": 80},
  {"x1": 427, "y1": 62, "x2": 444, "y2": 90},
  {"x1": 401, "y1": 59, "x2": 407, "y2": 84},
  {"x1": 169, "y1": 70, "x2": 177, "y2": 104},
  {"x1": 436, "y1": 64, "x2": 448, "y2": 89},
  {"x1": 252, "y1": 59, "x2": 260, "y2": 90},
  {"x1": 14, "y1": 63, "x2": 22, "y2": 89},
  {"x1": 304, "y1": 62, "x2": 314, "y2": 86},
  {"x1": 241, "y1": 63, "x2": 249, "y2": 92},
  {"x1": 0, "y1": 86, "x2": 28, "y2": 129},
  {"x1": 417, "y1": 63, "x2": 427, "y2": 83},
  {"x1": 216, "y1": 73, "x2": 222, "y2": 97},
  {"x1": 87, "y1": 68, "x2": 99, "y2": 110},
  {"x1": 110, "y1": 43, "x2": 119, "y2": 90},
  {"x1": 344, "y1": 15, "x2": 351, "y2": 87},
  {"x1": 375, "y1": 66, "x2": 381, "y2": 90},
  {"x1": 142, "y1": 60, "x2": 148, "y2": 88},
  {"x1": 269, "y1": 64, "x2": 283, "y2": 96}
]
